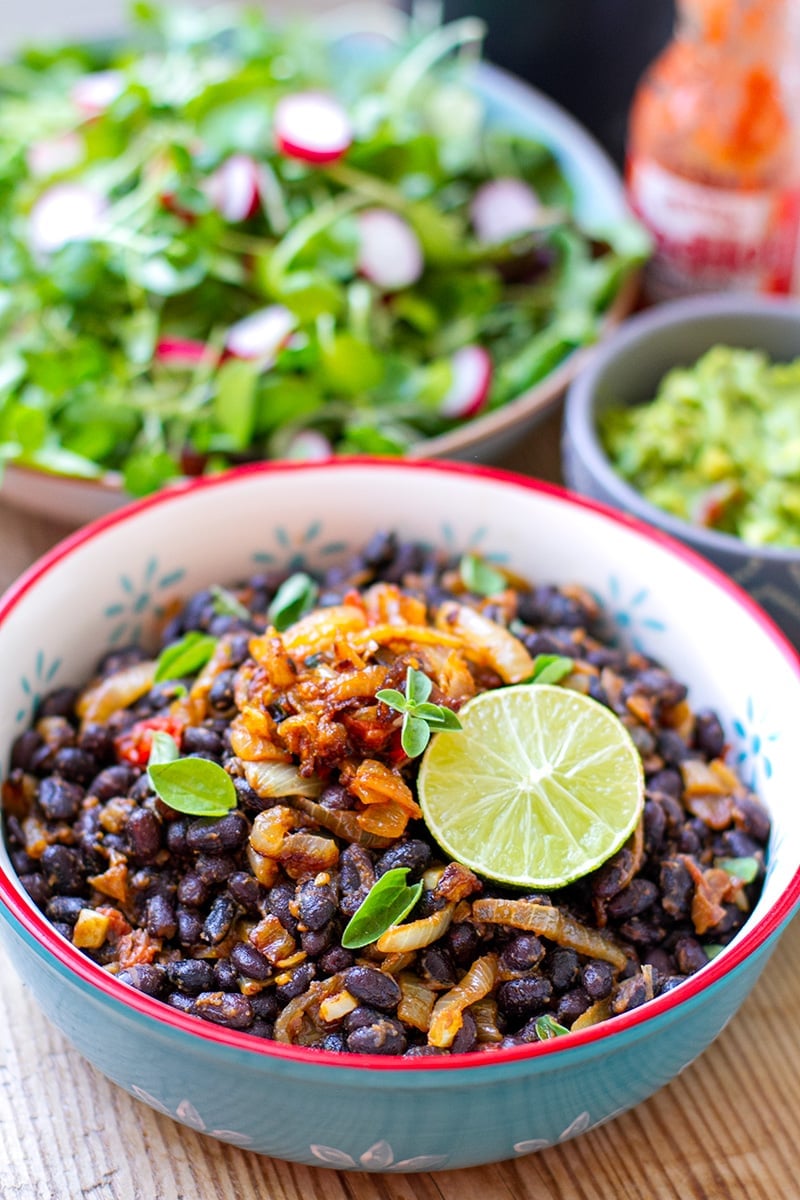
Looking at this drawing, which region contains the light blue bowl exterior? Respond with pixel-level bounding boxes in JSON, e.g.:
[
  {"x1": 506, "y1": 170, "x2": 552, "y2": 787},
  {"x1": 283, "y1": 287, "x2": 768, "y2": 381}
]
[
  {"x1": 562, "y1": 295, "x2": 800, "y2": 651},
  {"x1": 0, "y1": 900, "x2": 785, "y2": 1171}
]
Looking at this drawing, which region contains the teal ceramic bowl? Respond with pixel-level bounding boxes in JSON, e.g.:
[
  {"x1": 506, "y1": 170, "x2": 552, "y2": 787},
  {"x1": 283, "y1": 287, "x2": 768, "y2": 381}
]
[{"x1": 1, "y1": 460, "x2": 798, "y2": 1171}]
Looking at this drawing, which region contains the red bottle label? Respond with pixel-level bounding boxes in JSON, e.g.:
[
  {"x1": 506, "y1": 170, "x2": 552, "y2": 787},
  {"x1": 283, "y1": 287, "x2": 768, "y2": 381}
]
[{"x1": 627, "y1": 156, "x2": 800, "y2": 299}]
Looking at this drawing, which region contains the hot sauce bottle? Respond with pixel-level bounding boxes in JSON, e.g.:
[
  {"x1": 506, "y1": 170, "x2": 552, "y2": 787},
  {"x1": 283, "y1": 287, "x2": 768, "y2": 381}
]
[{"x1": 626, "y1": 0, "x2": 800, "y2": 299}]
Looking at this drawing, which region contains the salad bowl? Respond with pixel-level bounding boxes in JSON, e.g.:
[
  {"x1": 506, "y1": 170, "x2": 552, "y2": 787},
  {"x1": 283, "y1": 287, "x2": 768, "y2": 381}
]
[
  {"x1": 0, "y1": 458, "x2": 797, "y2": 1171},
  {"x1": 0, "y1": 6, "x2": 641, "y2": 526}
]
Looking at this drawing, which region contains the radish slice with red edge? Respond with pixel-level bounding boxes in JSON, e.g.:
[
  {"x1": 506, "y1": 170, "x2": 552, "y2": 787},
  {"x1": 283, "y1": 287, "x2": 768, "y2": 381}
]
[
  {"x1": 225, "y1": 305, "x2": 296, "y2": 364},
  {"x1": 440, "y1": 345, "x2": 493, "y2": 419},
  {"x1": 70, "y1": 70, "x2": 125, "y2": 117},
  {"x1": 207, "y1": 154, "x2": 261, "y2": 223},
  {"x1": 356, "y1": 208, "x2": 424, "y2": 291},
  {"x1": 469, "y1": 178, "x2": 542, "y2": 244},
  {"x1": 273, "y1": 92, "x2": 352, "y2": 164},
  {"x1": 28, "y1": 183, "x2": 107, "y2": 254},
  {"x1": 27, "y1": 133, "x2": 83, "y2": 179},
  {"x1": 284, "y1": 430, "x2": 334, "y2": 461},
  {"x1": 155, "y1": 338, "x2": 214, "y2": 367}
]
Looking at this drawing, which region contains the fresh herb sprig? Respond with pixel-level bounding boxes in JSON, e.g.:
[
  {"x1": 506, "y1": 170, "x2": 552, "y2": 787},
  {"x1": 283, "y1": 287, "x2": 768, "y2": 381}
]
[
  {"x1": 147, "y1": 731, "x2": 237, "y2": 817},
  {"x1": 376, "y1": 666, "x2": 462, "y2": 758},
  {"x1": 524, "y1": 654, "x2": 574, "y2": 685},
  {"x1": 459, "y1": 553, "x2": 506, "y2": 597},
  {"x1": 268, "y1": 572, "x2": 319, "y2": 631},
  {"x1": 341, "y1": 867, "x2": 424, "y2": 949},
  {"x1": 153, "y1": 630, "x2": 216, "y2": 684}
]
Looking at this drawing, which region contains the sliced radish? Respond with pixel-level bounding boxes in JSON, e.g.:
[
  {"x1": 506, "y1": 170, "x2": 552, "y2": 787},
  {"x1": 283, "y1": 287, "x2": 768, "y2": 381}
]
[
  {"x1": 28, "y1": 183, "x2": 107, "y2": 254},
  {"x1": 70, "y1": 70, "x2": 125, "y2": 117},
  {"x1": 225, "y1": 305, "x2": 296, "y2": 364},
  {"x1": 155, "y1": 338, "x2": 214, "y2": 367},
  {"x1": 273, "y1": 92, "x2": 352, "y2": 164},
  {"x1": 27, "y1": 133, "x2": 83, "y2": 180},
  {"x1": 206, "y1": 154, "x2": 261, "y2": 223},
  {"x1": 356, "y1": 208, "x2": 424, "y2": 291},
  {"x1": 284, "y1": 430, "x2": 334, "y2": 461},
  {"x1": 440, "y1": 345, "x2": 493, "y2": 420},
  {"x1": 469, "y1": 178, "x2": 542, "y2": 244}
]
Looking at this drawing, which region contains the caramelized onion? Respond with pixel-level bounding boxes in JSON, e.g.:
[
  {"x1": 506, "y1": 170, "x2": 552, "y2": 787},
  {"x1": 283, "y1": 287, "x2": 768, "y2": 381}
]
[
  {"x1": 375, "y1": 903, "x2": 454, "y2": 953},
  {"x1": 427, "y1": 953, "x2": 498, "y2": 1048},
  {"x1": 472, "y1": 898, "x2": 627, "y2": 970}
]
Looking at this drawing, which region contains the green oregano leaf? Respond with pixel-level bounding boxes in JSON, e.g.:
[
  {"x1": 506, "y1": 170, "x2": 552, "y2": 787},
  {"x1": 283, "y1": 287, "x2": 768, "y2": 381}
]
[
  {"x1": 147, "y1": 755, "x2": 237, "y2": 817},
  {"x1": 210, "y1": 583, "x2": 252, "y2": 622},
  {"x1": 148, "y1": 731, "x2": 180, "y2": 766},
  {"x1": 533, "y1": 1014, "x2": 570, "y2": 1040},
  {"x1": 376, "y1": 666, "x2": 462, "y2": 759},
  {"x1": 268, "y1": 571, "x2": 319, "y2": 631},
  {"x1": 704, "y1": 944, "x2": 725, "y2": 961},
  {"x1": 525, "y1": 654, "x2": 575, "y2": 685},
  {"x1": 459, "y1": 553, "x2": 506, "y2": 597},
  {"x1": 154, "y1": 631, "x2": 217, "y2": 684},
  {"x1": 341, "y1": 867, "x2": 424, "y2": 949}
]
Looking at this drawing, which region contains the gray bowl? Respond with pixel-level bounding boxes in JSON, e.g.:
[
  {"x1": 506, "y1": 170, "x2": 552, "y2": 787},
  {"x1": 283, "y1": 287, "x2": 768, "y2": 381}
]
[{"x1": 562, "y1": 294, "x2": 800, "y2": 650}]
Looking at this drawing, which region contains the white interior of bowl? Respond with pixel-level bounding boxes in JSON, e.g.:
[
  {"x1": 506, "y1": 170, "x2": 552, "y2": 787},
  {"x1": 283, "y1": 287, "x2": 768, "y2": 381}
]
[{"x1": 1, "y1": 462, "x2": 798, "y2": 966}]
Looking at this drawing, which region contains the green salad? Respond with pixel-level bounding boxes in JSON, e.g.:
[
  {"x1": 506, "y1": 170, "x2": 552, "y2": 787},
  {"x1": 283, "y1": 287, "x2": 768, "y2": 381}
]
[
  {"x1": 0, "y1": 4, "x2": 645, "y2": 496},
  {"x1": 600, "y1": 345, "x2": 800, "y2": 548}
]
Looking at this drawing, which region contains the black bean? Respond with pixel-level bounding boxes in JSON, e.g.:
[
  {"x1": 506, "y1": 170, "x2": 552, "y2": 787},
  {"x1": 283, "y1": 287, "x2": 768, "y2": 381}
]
[
  {"x1": 419, "y1": 946, "x2": 458, "y2": 988},
  {"x1": 11, "y1": 849, "x2": 36, "y2": 875},
  {"x1": 214, "y1": 958, "x2": 239, "y2": 991},
  {"x1": 11, "y1": 729, "x2": 44, "y2": 772},
  {"x1": 146, "y1": 893, "x2": 177, "y2": 940},
  {"x1": 628, "y1": 724, "x2": 657, "y2": 758},
  {"x1": 346, "y1": 1019, "x2": 407, "y2": 1056},
  {"x1": 232, "y1": 775, "x2": 269, "y2": 812},
  {"x1": 40, "y1": 845, "x2": 84, "y2": 894},
  {"x1": 497, "y1": 976, "x2": 553, "y2": 1022},
  {"x1": 126, "y1": 808, "x2": 162, "y2": 862},
  {"x1": 194, "y1": 854, "x2": 238, "y2": 885},
  {"x1": 97, "y1": 645, "x2": 149, "y2": 676},
  {"x1": 446, "y1": 922, "x2": 481, "y2": 967},
  {"x1": 674, "y1": 936, "x2": 708, "y2": 975},
  {"x1": 167, "y1": 959, "x2": 217, "y2": 994},
  {"x1": 52, "y1": 921, "x2": 74, "y2": 941},
  {"x1": 619, "y1": 918, "x2": 667, "y2": 946},
  {"x1": 733, "y1": 796, "x2": 771, "y2": 844},
  {"x1": 657, "y1": 729, "x2": 695, "y2": 765},
  {"x1": 248, "y1": 1019, "x2": 275, "y2": 1039},
  {"x1": 208, "y1": 670, "x2": 237, "y2": 714},
  {"x1": 78, "y1": 723, "x2": 117, "y2": 765},
  {"x1": 344, "y1": 966, "x2": 401, "y2": 1011},
  {"x1": 517, "y1": 585, "x2": 590, "y2": 629},
  {"x1": 657, "y1": 976, "x2": 686, "y2": 996},
  {"x1": 581, "y1": 959, "x2": 614, "y2": 1000},
  {"x1": 592, "y1": 848, "x2": 635, "y2": 901},
  {"x1": 186, "y1": 812, "x2": 249, "y2": 855},
  {"x1": 451, "y1": 1010, "x2": 477, "y2": 1053},
  {"x1": 231, "y1": 941, "x2": 272, "y2": 981},
  {"x1": 642, "y1": 948, "x2": 674, "y2": 978},
  {"x1": 167, "y1": 993, "x2": 197, "y2": 1015},
  {"x1": 556, "y1": 987, "x2": 591, "y2": 1025},
  {"x1": 227, "y1": 872, "x2": 263, "y2": 913},
  {"x1": 318, "y1": 946, "x2": 354, "y2": 975},
  {"x1": 374, "y1": 839, "x2": 431, "y2": 881},
  {"x1": 660, "y1": 859, "x2": 693, "y2": 919},
  {"x1": 194, "y1": 991, "x2": 253, "y2": 1029},
  {"x1": 275, "y1": 962, "x2": 316, "y2": 1002},
  {"x1": 643, "y1": 799, "x2": 667, "y2": 855},
  {"x1": 361, "y1": 530, "x2": 396, "y2": 567},
  {"x1": 318, "y1": 783, "x2": 355, "y2": 811},
  {"x1": 267, "y1": 881, "x2": 299, "y2": 936},
  {"x1": 611, "y1": 974, "x2": 649, "y2": 1015},
  {"x1": 176, "y1": 907, "x2": 203, "y2": 946},
  {"x1": 694, "y1": 709, "x2": 726, "y2": 758},
  {"x1": 38, "y1": 777, "x2": 84, "y2": 821},
  {"x1": 19, "y1": 873, "x2": 50, "y2": 908},
  {"x1": 298, "y1": 878, "x2": 337, "y2": 930},
  {"x1": 166, "y1": 819, "x2": 191, "y2": 857},
  {"x1": 301, "y1": 926, "x2": 335, "y2": 958},
  {"x1": 182, "y1": 726, "x2": 225, "y2": 760},
  {"x1": 343, "y1": 1005, "x2": 384, "y2": 1033},
  {"x1": 201, "y1": 895, "x2": 237, "y2": 944},
  {"x1": 499, "y1": 934, "x2": 545, "y2": 973},
  {"x1": 89, "y1": 764, "x2": 138, "y2": 804},
  {"x1": 251, "y1": 992, "x2": 279, "y2": 1021},
  {"x1": 338, "y1": 845, "x2": 375, "y2": 916},
  {"x1": 545, "y1": 948, "x2": 579, "y2": 990},
  {"x1": 37, "y1": 686, "x2": 79, "y2": 720},
  {"x1": 51, "y1": 747, "x2": 97, "y2": 788},
  {"x1": 118, "y1": 963, "x2": 167, "y2": 997},
  {"x1": 319, "y1": 1033, "x2": 347, "y2": 1053},
  {"x1": 606, "y1": 879, "x2": 659, "y2": 921},
  {"x1": 677, "y1": 820, "x2": 705, "y2": 856},
  {"x1": 46, "y1": 895, "x2": 85, "y2": 924}
]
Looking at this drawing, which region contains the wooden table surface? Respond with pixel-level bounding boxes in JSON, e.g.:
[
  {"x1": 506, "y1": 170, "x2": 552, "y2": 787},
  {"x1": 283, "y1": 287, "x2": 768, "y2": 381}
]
[{"x1": 1, "y1": 417, "x2": 799, "y2": 1199}]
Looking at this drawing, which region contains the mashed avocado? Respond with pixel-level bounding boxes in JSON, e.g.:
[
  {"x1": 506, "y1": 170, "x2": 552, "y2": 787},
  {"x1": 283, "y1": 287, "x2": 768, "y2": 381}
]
[{"x1": 600, "y1": 345, "x2": 800, "y2": 548}]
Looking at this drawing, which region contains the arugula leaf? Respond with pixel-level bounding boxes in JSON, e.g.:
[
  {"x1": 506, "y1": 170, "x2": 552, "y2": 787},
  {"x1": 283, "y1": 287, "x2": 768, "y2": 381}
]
[
  {"x1": 153, "y1": 630, "x2": 217, "y2": 684},
  {"x1": 341, "y1": 867, "x2": 424, "y2": 949}
]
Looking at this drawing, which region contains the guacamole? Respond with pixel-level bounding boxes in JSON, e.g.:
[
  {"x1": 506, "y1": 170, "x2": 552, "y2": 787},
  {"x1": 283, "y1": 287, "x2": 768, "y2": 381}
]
[{"x1": 600, "y1": 345, "x2": 800, "y2": 548}]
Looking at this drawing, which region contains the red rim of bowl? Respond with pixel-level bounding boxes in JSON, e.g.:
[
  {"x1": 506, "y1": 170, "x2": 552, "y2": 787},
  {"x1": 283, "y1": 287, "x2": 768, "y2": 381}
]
[{"x1": 1, "y1": 457, "x2": 798, "y2": 1073}]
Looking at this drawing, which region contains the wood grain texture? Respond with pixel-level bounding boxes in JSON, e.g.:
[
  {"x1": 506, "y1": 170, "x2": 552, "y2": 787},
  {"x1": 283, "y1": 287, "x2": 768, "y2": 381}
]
[{"x1": 1, "y1": 425, "x2": 798, "y2": 1200}]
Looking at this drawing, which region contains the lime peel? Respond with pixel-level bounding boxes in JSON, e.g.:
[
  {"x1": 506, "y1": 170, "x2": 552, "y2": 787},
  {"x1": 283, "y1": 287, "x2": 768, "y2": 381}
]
[{"x1": 417, "y1": 684, "x2": 645, "y2": 889}]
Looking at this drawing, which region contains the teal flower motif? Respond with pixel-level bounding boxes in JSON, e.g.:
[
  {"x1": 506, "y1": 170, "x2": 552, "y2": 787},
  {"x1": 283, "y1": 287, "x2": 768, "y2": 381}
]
[
  {"x1": 253, "y1": 520, "x2": 347, "y2": 572},
  {"x1": 604, "y1": 577, "x2": 666, "y2": 652},
  {"x1": 103, "y1": 557, "x2": 185, "y2": 645},
  {"x1": 16, "y1": 650, "x2": 62, "y2": 725},
  {"x1": 731, "y1": 696, "x2": 778, "y2": 791},
  {"x1": 423, "y1": 523, "x2": 509, "y2": 565}
]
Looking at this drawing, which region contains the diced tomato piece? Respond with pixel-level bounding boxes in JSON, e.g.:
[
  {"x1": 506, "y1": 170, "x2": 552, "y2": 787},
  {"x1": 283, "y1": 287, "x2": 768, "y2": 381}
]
[{"x1": 115, "y1": 715, "x2": 184, "y2": 767}]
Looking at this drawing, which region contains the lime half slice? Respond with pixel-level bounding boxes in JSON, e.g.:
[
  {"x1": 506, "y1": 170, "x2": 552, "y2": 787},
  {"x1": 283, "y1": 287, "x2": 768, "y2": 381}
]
[{"x1": 417, "y1": 684, "x2": 645, "y2": 889}]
